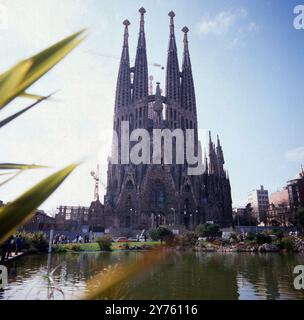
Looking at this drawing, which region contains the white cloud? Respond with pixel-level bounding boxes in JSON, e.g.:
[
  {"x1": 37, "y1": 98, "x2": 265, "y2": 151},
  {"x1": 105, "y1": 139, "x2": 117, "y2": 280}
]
[
  {"x1": 228, "y1": 21, "x2": 260, "y2": 48},
  {"x1": 247, "y1": 21, "x2": 260, "y2": 32},
  {"x1": 197, "y1": 9, "x2": 248, "y2": 36},
  {"x1": 285, "y1": 147, "x2": 304, "y2": 162},
  {"x1": 197, "y1": 8, "x2": 259, "y2": 47}
]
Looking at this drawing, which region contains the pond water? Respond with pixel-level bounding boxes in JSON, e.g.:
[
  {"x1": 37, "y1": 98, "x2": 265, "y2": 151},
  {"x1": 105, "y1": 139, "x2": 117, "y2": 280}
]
[{"x1": 1, "y1": 251, "x2": 304, "y2": 300}]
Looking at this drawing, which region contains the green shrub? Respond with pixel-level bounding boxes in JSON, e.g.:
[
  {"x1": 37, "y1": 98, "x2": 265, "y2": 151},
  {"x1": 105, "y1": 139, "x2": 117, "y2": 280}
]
[
  {"x1": 27, "y1": 246, "x2": 39, "y2": 255},
  {"x1": 96, "y1": 236, "x2": 113, "y2": 252},
  {"x1": 16, "y1": 231, "x2": 48, "y2": 253},
  {"x1": 195, "y1": 224, "x2": 221, "y2": 238},
  {"x1": 31, "y1": 232, "x2": 49, "y2": 253},
  {"x1": 178, "y1": 232, "x2": 198, "y2": 247},
  {"x1": 120, "y1": 243, "x2": 130, "y2": 250},
  {"x1": 67, "y1": 243, "x2": 84, "y2": 251},
  {"x1": 245, "y1": 239, "x2": 257, "y2": 246},
  {"x1": 245, "y1": 232, "x2": 256, "y2": 241},
  {"x1": 256, "y1": 233, "x2": 272, "y2": 245},
  {"x1": 295, "y1": 208, "x2": 304, "y2": 232},
  {"x1": 272, "y1": 229, "x2": 284, "y2": 239},
  {"x1": 230, "y1": 233, "x2": 238, "y2": 241},
  {"x1": 16, "y1": 232, "x2": 32, "y2": 250},
  {"x1": 53, "y1": 244, "x2": 67, "y2": 253},
  {"x1": 149, "y1": 227, "x2": 173, "y2": 242},
  {"x1": 278, "y1": 237, "x2": 295, "y2": 251}
]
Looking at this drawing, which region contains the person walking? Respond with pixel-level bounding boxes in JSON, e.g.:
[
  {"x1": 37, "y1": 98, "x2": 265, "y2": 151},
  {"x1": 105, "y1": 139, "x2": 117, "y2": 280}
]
[
  {"x1": 6, "y1": 235, "x2": 15, "y2": 259},
  {"x1": 0, "y1": 238, "x2": 10, "y2": 262},
  {"x1": 15, "y1": 236, "x2": 22, "y2": 255},
  {"x1": 1, "y1": 236, "x2": 13, "y2": 261}
]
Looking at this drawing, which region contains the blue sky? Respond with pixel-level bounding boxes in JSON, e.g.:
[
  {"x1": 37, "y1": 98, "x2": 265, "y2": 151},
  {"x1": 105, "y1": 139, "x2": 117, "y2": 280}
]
[{"x1": 0, "y1": 0, "x2": 304, "y2": 213}]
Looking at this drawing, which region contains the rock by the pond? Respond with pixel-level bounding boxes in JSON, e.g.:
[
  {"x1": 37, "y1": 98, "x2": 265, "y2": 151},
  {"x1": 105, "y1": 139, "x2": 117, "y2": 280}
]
[
  {"x1": 258, "y1": 243, "x2": 279, "y2": 252},
  {"x1": 294, "y1": 238, "x2": 304, "y2": 252}
]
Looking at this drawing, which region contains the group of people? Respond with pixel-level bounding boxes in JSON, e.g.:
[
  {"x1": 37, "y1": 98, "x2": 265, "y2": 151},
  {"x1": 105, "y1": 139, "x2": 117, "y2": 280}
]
[
  {"x1": 53, "y1": 234, "x2": 93, "y2": 244},
  {"x1": 74, "y1": 234, "x2": 91, "y2": 243},
  {"x1": 0, "y1": 235, "x2": 23, "y2": 262},
  {"x1": 53, "y1": 234, "x2": 69, "y2": 245}
]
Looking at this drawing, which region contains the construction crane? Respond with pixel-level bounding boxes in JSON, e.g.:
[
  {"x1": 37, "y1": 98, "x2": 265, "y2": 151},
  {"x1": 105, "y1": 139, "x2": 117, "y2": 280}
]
[
  {"x1": 91, "y1": 164, "x2": 107, "y2": 202},
  {"x1": 86, "y1": 50, "x2": 165, "y2": 70},
  {"x1": 90, "y1": 165, "x2": 100, "y2": 201}
]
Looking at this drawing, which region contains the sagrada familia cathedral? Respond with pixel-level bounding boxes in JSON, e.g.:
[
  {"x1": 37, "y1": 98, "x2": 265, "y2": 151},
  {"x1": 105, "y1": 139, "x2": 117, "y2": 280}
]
[{"x1": 104, "y1": 8, "x2": 233, "y2": 235}]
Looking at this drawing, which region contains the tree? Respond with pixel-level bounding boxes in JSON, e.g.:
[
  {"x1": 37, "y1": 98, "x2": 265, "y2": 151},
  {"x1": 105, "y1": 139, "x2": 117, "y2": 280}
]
[
  {"x1": 238, "y1": 203, "x2": 258, "y2": 226},
  {"x1": 195, "y1": 223, "x2": 221, "y2": 238},
  {"x1": 96, "y1": 235, "x2": 113, "y2": 251},
  {"x1": 256, "y1": 233, "x2": 272, "y2": 245},
  {"x1": 295, "y1": 207, "x2": 304, "y2": 233},
  {"x1": 149, "y1": 227, "x2": 173, "y2": 242},
  {"x1": 177, "y1": 232, "x2": 198, "y2": 247}
]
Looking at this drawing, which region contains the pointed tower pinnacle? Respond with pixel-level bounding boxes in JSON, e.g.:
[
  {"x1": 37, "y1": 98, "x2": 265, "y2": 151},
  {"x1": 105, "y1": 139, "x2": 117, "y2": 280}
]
[
  {"x1": 208, "y1": 131, "x2": 218, "y2": 175},
  {"x1": 181, "y1": 27, "x2": 197, "y2": 113},
  {"x1": 139, "y1": 7, "x2": 146, "y2": 31},
  {"x1": 115, "y1": 19, "x2": 131, "y2": 110},
  {"x1": 153, "y1": 82, "x2": 164, "y2": 127},
  {"x1": 133, "y1": 8, "x2": 149, "y2": 102},
  {"x1": 169, "y1": 11, "x2": 175, "y2": 35},
  {"x1": 216, "y1": 134, "x2": 225, "y2": 177},
  {"x1": 204, "y1": 148, "x2": 209, "y2": 174},
  {"x1": 166, "y1": 11, "x2": 181, "y2": 104},
  {"x1": 123, "y1": 19, "x2": 130, "y2": 45}
]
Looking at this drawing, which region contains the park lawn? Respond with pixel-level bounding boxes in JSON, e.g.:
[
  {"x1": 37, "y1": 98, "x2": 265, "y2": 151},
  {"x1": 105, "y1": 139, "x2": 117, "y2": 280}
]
[
  {"x1": 111, "y1": 241, "x2": 161, "y2": 251},
  {"x1": 59, "y1": 241, "x2": 161, "y2": 252},
  {"x1": 63, "y1": 242, "x2": 100, "y2": 251}
]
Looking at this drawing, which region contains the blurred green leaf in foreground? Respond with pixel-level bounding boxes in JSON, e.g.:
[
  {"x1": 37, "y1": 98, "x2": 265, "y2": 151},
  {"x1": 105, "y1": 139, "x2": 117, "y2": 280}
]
[{"x1": 0, "y1": 29, "x2": 86, "y2": 243}]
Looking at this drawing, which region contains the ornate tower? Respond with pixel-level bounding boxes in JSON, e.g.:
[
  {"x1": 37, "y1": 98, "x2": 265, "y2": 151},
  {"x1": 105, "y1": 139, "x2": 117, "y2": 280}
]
[
  {"x1": 181, "y1": 27, "x2": 197, "y2": 115},
  {"x1": 166, "y1": 11, "x2": 181, "y2": 105},
  {"x1": 133, "y1": 7, "x2": 149, "y2": 104},
  {"x1": 115, "y1": 19, "x2": 131, "y2": 111}
]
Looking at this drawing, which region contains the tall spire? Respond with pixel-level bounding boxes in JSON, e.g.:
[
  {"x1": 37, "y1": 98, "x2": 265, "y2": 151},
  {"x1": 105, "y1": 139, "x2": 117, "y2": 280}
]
[
  {"x1": 166, "y1": 11, "x2": 181, "y2": 103},
  {"x1": 181, "y1": 27, "x2": 196, "y2": 113},
  {"x1": 216, "y1": 135, "x2": 225, "y2": 177},
  {"x1": 115, "y1": 19, "x2": 131, "y2": 110},
  {"x1": 208, "y1": 131, "x2": 218, "y2": 175},
  {"x1": 204, "y1": 148, "x2": 209, "y2": 174},
  {"x1": 133, "y1": 7, "x2": 149, "y2": 102}
]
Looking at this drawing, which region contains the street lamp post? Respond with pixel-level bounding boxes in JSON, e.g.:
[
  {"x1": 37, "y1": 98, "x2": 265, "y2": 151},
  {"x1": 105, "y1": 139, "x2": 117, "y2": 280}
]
[{"x1": 128, "y1": 208, "x2": 133, "y2": 228}]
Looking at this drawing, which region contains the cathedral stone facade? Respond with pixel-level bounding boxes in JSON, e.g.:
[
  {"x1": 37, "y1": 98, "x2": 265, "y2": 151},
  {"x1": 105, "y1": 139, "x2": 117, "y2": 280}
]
[{"x1": 104, "y1": 8, "x2": 233, "y2": 236}]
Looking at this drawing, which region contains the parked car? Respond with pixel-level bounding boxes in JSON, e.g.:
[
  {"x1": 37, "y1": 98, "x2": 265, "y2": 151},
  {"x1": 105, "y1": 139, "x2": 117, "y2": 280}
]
[{"x1": 116, "y1": 237, "x2": 129, "y2": 243}]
